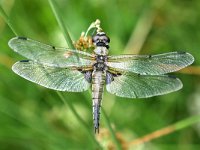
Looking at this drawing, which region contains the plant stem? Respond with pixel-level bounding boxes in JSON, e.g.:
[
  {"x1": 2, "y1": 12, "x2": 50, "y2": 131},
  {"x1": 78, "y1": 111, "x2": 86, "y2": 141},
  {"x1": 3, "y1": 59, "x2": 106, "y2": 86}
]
[
  {"x1": 128, "y1": 115, "x2": 200, "y2": 146},
  {"x1": 0, "y1": 5, "x2": 18, "y2": 36},
  {"x1": 48, "y1": 0, "x2": 74, "y2": 49},
  {"x1": 174, "y1": 115, "x2": 200, "y2": 130},
  {"x1": 47, "y1": 1, "x2": 103, "y2": 148},
  {"x1": 57, "y1": 92, "x2": 102, "y2": 149},
  {"x1": 124, "y1": 0, "x2": 166, "y2": 54},
  {"x1": 101, "y1": 108, "x2": 122, "y2": 150}
]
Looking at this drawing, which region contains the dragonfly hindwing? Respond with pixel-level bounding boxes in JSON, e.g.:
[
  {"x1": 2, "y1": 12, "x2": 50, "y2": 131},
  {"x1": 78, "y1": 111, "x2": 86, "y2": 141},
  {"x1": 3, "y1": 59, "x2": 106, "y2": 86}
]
[
  {"x1": 106, "y1": 72, "x2": 183, "y2": 98},
  {"x1": 12, "y1": 61, "x2": 91, "y2": 92}
]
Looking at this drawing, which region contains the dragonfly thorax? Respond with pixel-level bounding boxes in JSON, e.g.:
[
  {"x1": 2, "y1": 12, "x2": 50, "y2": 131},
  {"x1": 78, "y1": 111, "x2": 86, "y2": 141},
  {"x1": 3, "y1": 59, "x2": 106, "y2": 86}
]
[
  {"x1": 96, "y1": 55, "x2": 107, "y2": 62},
  {"x1": 93, "y1": 55, "x2": 107, "y2": 71},
  {"x1": 94, "y1": 47, "x2": 108, "y2": 56}
]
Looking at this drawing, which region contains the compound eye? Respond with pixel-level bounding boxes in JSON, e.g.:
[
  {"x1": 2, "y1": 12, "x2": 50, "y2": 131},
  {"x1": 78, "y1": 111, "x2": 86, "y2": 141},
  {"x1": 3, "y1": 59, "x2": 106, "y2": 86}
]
[
  {"x1": 92, "y1": 35, "x2": 99, "y2": 43},
  {"x1": 106, "y1": 37, "x2": 110, "y2": 43},
  {"x1": 102, "y1": 36, "x2": 110, "y2": 43}
]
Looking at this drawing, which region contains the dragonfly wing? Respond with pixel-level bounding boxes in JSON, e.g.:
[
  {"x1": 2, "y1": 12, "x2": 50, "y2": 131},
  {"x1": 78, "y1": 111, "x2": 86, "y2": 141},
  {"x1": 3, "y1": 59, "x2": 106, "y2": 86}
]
[
  {"x1": 12, "y1": 60, "x2": 91, "y2": 92},
  {"x1": 106, "y1": 72, "x2": 183, "y2": 98},
  {"x1": 9, "y1": 37, "x2": 95, "y2": 68},
  {"x1": 107, "y1": 52, "x2": 194, "y2": 75}
]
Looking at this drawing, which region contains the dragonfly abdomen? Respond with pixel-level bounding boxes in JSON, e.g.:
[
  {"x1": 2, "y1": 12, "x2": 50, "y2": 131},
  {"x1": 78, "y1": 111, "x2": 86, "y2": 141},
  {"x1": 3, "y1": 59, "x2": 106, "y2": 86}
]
[{"x1": 92, "y1": 71, "x2": 106, "y2": 133}]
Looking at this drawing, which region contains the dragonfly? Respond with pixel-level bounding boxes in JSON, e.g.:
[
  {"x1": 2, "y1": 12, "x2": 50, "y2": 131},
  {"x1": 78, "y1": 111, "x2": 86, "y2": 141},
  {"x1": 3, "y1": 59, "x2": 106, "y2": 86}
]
[{"x1": 9, "y1": 31, "x2": 194, "y2": 133}]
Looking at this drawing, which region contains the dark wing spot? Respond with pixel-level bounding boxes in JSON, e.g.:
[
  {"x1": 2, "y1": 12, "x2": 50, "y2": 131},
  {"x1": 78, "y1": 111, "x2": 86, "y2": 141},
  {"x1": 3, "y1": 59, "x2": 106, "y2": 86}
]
[
  {"x1": 149, "y1": 55, "x2": 152, "y2": 58},
  {"x1": 18, "y1": 37, "x2": 27, "y2": 40},
  {"x1": 20, "y1": 60, "x2": 29, "y2": 62},
  {"x1": 167, "y1": 75, "x2": 177, "y2": 79},
  {"x1": 77, "y1": 68, "x2": 83, "y2": 72},
  {"x1": 116, "y1": 72, "x2": 122, "y2": 76},
  {"x1": 52, "y1": 46, "x2": 56, "y2": 50},
  {"x1": 177, "y1": 51, "x2": 186, "y2": 54}
]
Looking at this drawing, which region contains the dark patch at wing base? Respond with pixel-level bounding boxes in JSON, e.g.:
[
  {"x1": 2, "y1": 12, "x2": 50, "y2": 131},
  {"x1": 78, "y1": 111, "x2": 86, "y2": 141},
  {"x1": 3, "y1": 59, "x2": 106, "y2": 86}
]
[
  {"x1": 84, "y1": 71, "x2": 92, "y2": 83},
  {"x1": 18, "y1": 37, "x2": 27, "y2": 40},
  {"x1": 167, "y1": 74, "x2": 177, "y2": 79},
  {"x1": 20, "y1": 60, "x2": 30, "y2": 62},
  {"x1": 106, "y1": 71, "x2": 122, "y2": 84},
  {"x1": 177, "y1": 51, "x2": 186, "y2": 54},
  {"x1": 106, "y1": 72, "x2": 114, "y2": 84}
]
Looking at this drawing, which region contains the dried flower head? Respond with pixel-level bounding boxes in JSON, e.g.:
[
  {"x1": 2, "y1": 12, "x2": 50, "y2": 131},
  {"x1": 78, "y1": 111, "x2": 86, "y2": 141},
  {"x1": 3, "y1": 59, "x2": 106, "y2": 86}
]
[{"x1": 73, "y1": 32, "x2": 95, "y2": 51}]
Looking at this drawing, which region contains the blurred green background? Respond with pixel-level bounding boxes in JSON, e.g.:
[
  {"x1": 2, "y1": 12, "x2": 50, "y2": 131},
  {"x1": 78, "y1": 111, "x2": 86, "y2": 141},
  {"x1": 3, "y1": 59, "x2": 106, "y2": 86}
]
[{"x1": 0, "y1": 0, "x2": 200, "y2": 149}]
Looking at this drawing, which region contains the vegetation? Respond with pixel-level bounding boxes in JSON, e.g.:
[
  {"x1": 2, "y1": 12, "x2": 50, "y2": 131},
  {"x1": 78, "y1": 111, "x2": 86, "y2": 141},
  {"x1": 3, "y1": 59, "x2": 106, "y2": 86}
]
[{"x1": 0, "y1": 0, "x2": 200, "y2": 149}]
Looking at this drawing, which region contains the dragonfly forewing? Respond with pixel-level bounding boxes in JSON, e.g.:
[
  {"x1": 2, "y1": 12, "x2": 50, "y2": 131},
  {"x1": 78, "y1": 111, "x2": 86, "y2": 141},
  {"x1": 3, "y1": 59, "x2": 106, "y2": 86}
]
[
  {"x1": 107, "y1": 52, "x2": 194, "y2": 75},
  {"x1": 9, "y1": 37, "x2": 95, "y2": 68}
]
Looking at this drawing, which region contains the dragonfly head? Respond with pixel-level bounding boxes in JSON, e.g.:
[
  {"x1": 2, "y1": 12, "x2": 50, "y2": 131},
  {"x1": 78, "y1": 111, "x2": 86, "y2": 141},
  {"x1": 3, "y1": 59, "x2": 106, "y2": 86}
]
[{"x1": 92, "y1": 32, "x2": 110, "y2": 49}]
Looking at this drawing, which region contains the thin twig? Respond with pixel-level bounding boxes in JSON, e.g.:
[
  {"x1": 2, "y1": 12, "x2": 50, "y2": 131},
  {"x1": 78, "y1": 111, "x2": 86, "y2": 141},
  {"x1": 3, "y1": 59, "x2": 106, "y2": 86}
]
[
  {"x1": 128, "y1": 115, "x2": 200, "y2": 146},
  {"x1": 178, "y1": 66, "x2": 200, "y2": 75}
]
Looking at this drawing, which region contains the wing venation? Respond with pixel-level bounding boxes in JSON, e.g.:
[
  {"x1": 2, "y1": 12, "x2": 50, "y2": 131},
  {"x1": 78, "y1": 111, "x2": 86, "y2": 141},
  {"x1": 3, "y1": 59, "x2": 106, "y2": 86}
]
[
  {"x1": 106, "y1": 72, "x2": 183, "y2": 98},
  {"x1": 12, "y1": 61, "x2": 90, "y2": 92},
  {"x1": 107, "y1": 52, "x2": 194, "y2": 75},
  {"x1": 9, "y1": 37, "x2": 95, "y2": 68}
]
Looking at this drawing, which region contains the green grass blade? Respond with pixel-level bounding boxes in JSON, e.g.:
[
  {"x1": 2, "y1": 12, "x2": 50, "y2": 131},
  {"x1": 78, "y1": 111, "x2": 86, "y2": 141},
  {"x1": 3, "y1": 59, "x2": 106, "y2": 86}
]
[
  {"x1": 0, "y1": 5, "x2": 18, "y2": 36},
  {"x1": 48, "y1": 0, "x2": 103, "y2": 148},
  {"x1": 128, "y1": 114, "x2": 200, "y2": 146},
  {"x1": 0, "y1": 5, "x2": 55, "y2": 139},
  {"x1": 174, "y1": 114, "x2": 200, "y2": 130},
  {"x1": 101, "y1": 108, "x2": 122, "y2": 150},
  {"x1": 56, "y1": 92, "x2": 102, "y2": 149},
  {"x1": 48, "y1": 0, "x2": 74, "y2": 49},
  {"x1": 0, "y1": 96, "x2": 60, "y2": 142}
]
